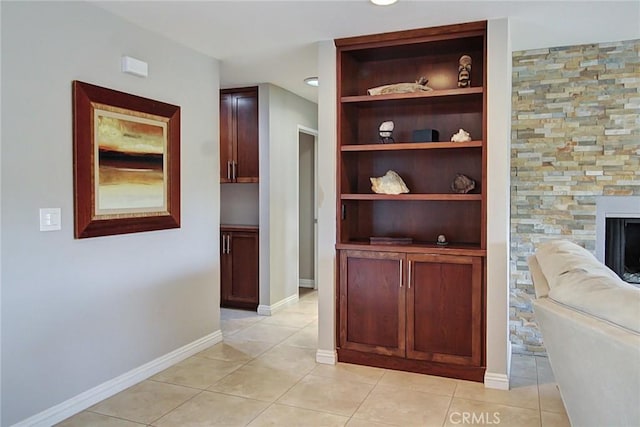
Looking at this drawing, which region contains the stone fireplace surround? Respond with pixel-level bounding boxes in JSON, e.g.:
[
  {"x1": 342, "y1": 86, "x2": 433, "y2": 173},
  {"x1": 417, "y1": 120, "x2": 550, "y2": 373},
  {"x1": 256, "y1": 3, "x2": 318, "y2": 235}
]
[{"x1": 510, "y1": 39, "x2": 639, "y2": 354}]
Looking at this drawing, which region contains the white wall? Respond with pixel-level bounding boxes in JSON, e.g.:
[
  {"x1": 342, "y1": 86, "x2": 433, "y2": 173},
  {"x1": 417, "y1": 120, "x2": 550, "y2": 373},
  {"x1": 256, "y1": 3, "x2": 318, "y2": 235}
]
[
  {"x1": 485, "y1": 18, "x2": 512, "y2": 389},
  {"x1": 1, "y1": 2, "x2": 220, "y2": 425},
  {"x1": 315, "y1": 40, "x2": 338, "y2": 363},
  {"x1": 0, "y1": 2, "x2": 4, "y2": 424},
  {"x1": 258, "y1": 84, "x2": 317, "y2": 308},
  {"x1": 220, "y1": 183, "x2": 259, "y2": 226}
]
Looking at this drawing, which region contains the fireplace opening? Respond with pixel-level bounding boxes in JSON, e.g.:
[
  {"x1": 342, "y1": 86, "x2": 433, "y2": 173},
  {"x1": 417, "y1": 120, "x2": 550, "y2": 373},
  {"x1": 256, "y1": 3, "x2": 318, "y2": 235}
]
[{"x1": 605, "y1": 218, "x2": 640, "y2": 284}]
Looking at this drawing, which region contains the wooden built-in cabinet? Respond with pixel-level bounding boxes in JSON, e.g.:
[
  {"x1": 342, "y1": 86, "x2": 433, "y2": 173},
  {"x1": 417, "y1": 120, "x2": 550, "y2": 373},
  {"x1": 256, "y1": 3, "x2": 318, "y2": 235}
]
[
  {"x1": 220, "y1": 225, "x2": 259, "y2": 310},
  {"x1": 220, "y1": 87, "x2": 259, "y2": 183},
  {"x1": 335, "y1": 21, "x2": 487, "y2": 382}
]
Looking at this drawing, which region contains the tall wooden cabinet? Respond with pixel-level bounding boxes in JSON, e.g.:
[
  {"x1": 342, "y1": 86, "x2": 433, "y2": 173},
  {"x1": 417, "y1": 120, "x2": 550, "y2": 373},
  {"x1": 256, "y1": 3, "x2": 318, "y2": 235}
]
[
  {"x1": 220, "y1": 87, "x2": 259, "y2": 183},
  {"x1": 335, "y1": 22, "x2": 487, "y2": 382},
  {"x1": 220, "y1": 225, "x2": 259, "y2": 310}
]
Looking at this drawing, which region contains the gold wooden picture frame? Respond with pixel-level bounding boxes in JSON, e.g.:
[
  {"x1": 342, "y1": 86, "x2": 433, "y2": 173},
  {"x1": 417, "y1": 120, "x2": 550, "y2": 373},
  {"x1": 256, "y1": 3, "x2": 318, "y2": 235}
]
[{"x1": 73, "y1": 80, "x2": 180, "y2": 238}]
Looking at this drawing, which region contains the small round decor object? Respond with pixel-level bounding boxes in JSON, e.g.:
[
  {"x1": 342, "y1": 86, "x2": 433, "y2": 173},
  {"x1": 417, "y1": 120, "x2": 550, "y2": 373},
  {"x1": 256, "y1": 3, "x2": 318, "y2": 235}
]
[
  {"x1": 436, "y1": 234, "x2": 448, "y2": 246},
  {"x1": 379, "y1": 120, "x2": 395, "y2": 143}
]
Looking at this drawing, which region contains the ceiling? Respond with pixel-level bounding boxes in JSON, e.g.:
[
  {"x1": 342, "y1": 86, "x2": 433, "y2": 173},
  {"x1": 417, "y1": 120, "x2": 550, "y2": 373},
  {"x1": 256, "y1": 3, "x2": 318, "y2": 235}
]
[{"x1": 94, "y1": 1, "x2": 640, "y2": 103}]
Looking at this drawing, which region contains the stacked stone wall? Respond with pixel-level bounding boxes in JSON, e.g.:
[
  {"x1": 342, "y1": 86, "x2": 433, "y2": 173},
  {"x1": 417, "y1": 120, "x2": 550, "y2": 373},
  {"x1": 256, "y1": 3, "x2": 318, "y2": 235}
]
[{"x1": 510, "y1": 40, "x2": 640, "y2": 354}]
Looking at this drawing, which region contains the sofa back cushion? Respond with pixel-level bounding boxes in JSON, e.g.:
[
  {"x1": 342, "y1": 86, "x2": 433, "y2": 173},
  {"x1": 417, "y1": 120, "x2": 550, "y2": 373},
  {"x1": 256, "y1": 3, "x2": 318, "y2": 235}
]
[
  {"x1": 549, "y1": 269, "x2": 640, "y2": 333},
  {"x1": 535, "y1": 239, "x2": 619, "y2": 289},
  {"x1": 534, "y1": 239, "x2": 640, "y2": 333}
]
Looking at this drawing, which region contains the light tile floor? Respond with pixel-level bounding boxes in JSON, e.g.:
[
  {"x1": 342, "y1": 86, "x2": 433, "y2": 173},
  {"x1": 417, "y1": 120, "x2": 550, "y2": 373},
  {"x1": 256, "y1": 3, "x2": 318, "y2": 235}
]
[{"x1": 58, "y1": 290, "x2": 569, "y2": 426}]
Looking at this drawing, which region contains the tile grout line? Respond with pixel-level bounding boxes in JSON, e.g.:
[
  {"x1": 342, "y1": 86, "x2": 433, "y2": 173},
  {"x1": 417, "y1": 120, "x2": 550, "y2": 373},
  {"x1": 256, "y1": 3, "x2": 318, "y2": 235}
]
[
  {"x1": 145, "y1": 327, "x2": 275, "y2": 426},
  {"x1": 147, "y1": 388, "x2": 207, "y2": 426},
  {"x1": 536, "y1": 356, "x2": 543, "y2": 427},
  {"x1": 83, "y1": 410, "x2": 148, "y2": 426},
  {"x1": 240, "y1": 296, "x2": 321, "y2": 426},
  {"x1": 440, "y1": 380, "x2": 459, "y2": 427},
  {"x1": 343, "y1": 370, "x2": 384, "y2": 425}
]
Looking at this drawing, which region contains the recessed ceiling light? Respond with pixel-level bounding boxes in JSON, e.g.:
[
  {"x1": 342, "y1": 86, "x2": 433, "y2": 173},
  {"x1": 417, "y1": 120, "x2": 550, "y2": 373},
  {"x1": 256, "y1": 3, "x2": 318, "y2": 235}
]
[
  {"x1": 370, "y1": 0, "x2": 398, "y2": 5},
  {"x1": 304, "y1": 77, "x2": 319, "y2": 87}
]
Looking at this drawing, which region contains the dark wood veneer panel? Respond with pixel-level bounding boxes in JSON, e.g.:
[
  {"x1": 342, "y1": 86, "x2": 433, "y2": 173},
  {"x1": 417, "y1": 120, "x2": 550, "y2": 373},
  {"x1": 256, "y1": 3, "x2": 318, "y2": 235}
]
[
  {"x1": 339, "y1": 200, "x2": 481, "y2": 245},
  {"x1": 234, "y1": 91, "x2": 259, "y2": 182},
  {"x1": 346, "y1": 257, "x2": 400, "y2": 347},
  {"x1": 339, "y1": 250, "x2": 406, "y2": 357},
  {"x1": 221, "y1": 228, "x2": 259, "y2": 310},
  {"x1": 342, "y1": 148, "x2": 482, "y2": 194},
  {"x1": 412, "y1": 261, "x2": 473, "y2": 356}
]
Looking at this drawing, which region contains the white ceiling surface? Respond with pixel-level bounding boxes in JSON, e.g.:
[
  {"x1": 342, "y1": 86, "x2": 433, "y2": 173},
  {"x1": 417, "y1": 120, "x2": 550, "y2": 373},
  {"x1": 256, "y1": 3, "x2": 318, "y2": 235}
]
[{"x1": 95, "y1": 1, "x2": 640, "y2": 103}]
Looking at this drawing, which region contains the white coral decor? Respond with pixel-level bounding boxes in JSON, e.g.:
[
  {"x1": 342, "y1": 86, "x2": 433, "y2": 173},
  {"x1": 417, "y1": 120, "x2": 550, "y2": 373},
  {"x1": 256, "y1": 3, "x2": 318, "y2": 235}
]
[
  {"x1": 451, "y1": 128, "x2": 471, "y2": 142},
  {"x1": 370, "y1": 170, "x2": 409, "y2": 195}
]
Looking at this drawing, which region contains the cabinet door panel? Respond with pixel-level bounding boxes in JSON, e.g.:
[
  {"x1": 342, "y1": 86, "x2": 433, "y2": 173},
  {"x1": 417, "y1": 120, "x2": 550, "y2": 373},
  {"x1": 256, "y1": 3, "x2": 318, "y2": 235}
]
[
  {"x1": 229, "y1": 231, "x2": 259, "y2": 305},
  {"x1": 407, "y1": 254, "x2": 482, "y2": 366},
  {"x1": 234, "y1": 92, "x2": 259, "y2": 182},
  {"x1": 220, "y1": 230, "x2": 259, "y2": 309},
  {"x1": 219, "y1": 93, "x2": 234, "y2": 183},
  {"x1": 339, "y1": 250, "x2": 405, "y2": 357},
  {"x1": 220, "y1": 232, "x2": 233, "y2": 303}
]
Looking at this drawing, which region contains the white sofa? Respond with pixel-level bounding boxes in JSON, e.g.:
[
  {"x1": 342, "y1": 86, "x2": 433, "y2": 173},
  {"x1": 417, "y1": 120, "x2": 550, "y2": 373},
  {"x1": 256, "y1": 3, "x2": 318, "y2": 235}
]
[{"x1": 528, "y1": 239, "x2": 640, "y2": 427}]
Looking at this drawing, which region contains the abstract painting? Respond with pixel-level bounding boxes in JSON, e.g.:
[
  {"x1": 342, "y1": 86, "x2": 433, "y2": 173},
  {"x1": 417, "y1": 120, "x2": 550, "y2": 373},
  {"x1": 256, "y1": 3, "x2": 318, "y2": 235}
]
[{"x1": 73, "y1": 81, "x2": 180, "y2": 238}]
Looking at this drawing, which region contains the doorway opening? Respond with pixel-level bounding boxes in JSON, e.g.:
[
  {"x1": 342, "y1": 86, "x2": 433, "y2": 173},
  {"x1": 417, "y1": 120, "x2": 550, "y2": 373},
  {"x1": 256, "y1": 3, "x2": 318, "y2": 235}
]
[{"x1": 298, "y1": 126, "x2": 318, "y2": 293}]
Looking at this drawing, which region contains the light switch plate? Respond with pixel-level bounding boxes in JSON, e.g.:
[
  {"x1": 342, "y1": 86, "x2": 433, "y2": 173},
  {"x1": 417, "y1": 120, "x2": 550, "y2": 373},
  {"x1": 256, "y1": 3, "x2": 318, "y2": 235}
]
[{"x1": 40, "y1": 208, "x2": 61, "y2": 231}]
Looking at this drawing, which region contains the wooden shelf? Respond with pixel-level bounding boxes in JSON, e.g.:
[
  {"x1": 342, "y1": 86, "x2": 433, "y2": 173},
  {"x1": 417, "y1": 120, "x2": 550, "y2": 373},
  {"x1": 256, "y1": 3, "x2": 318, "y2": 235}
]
[
  {"x1": 340, "y1": 193, "x2": 482, "y2": 201},
  {"x1": 336, "y1": 241, "x2": 486, "y2": 256},
  {"x1": 341, "y1": 141, "x2": 482, "y2": 151},
  {"x1": 341, "y1": 87, "x2": 483, "y2": 104}
]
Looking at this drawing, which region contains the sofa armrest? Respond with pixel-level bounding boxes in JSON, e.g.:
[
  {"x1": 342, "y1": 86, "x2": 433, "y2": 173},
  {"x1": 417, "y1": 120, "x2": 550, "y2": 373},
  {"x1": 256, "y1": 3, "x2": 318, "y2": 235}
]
[
  {"x1": 533, "y1": 298, "x2": 640, "y2": 427},
  {"x1": 528, "y1": 255, "x2": 550, "y2": 298}
]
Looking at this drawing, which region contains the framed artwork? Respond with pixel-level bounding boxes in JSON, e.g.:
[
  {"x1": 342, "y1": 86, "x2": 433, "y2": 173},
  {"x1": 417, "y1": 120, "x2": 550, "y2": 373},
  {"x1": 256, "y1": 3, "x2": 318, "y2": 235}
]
[{"x1": 72, "y1": 80, "x2": 180, "y2": 238}]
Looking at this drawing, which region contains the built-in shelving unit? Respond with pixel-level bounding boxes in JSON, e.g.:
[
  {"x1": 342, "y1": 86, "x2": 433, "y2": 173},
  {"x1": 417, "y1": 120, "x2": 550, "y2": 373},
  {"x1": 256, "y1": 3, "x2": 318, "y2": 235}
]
[{"x1": 335, "y1": 21, "x2": 487, "y2": 382}]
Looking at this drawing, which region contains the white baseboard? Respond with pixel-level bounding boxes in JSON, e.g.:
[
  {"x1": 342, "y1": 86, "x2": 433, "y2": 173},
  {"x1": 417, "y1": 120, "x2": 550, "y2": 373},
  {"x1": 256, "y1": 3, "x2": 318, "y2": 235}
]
[
  {"x1": 299, "y1": 279, "x2": 316, "y2": 289},
  {"x1": 316, "y1": 349, "x2": 337, "y2": 365},
  {"x1": 484, "y1": 372, "x2": 510, "y2": 390},
  {"x1": 507, "y1": 340, "x2": 512, "y2": 378},
  {"x1": 12, "y1": 331, "x2": 223, "y2": 427},
  {"x1": 484, "y1": 338, "x2": 512, "y2": 390},
  {"x1": 257, "y1": 293, "x2": 299, "y2": 316}
]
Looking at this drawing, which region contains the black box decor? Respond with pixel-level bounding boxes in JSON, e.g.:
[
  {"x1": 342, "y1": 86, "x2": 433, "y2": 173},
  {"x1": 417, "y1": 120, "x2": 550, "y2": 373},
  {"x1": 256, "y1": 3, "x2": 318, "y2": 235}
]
[{"x1": 412, "y1": 128, "x2": 439, "y2": 142}]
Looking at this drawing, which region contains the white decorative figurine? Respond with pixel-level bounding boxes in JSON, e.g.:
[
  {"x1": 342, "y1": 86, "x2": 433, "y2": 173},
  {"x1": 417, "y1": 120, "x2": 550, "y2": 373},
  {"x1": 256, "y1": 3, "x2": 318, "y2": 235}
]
[
  {"x1": 370, "y1": 170, "x2": 409, "y2": 195},
  {"x1": 451, "y1": 128, "x2": 471, "y2": 142},
  {"x1": 379, "y1": 121, "x2": 395, "y2": 143}
]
